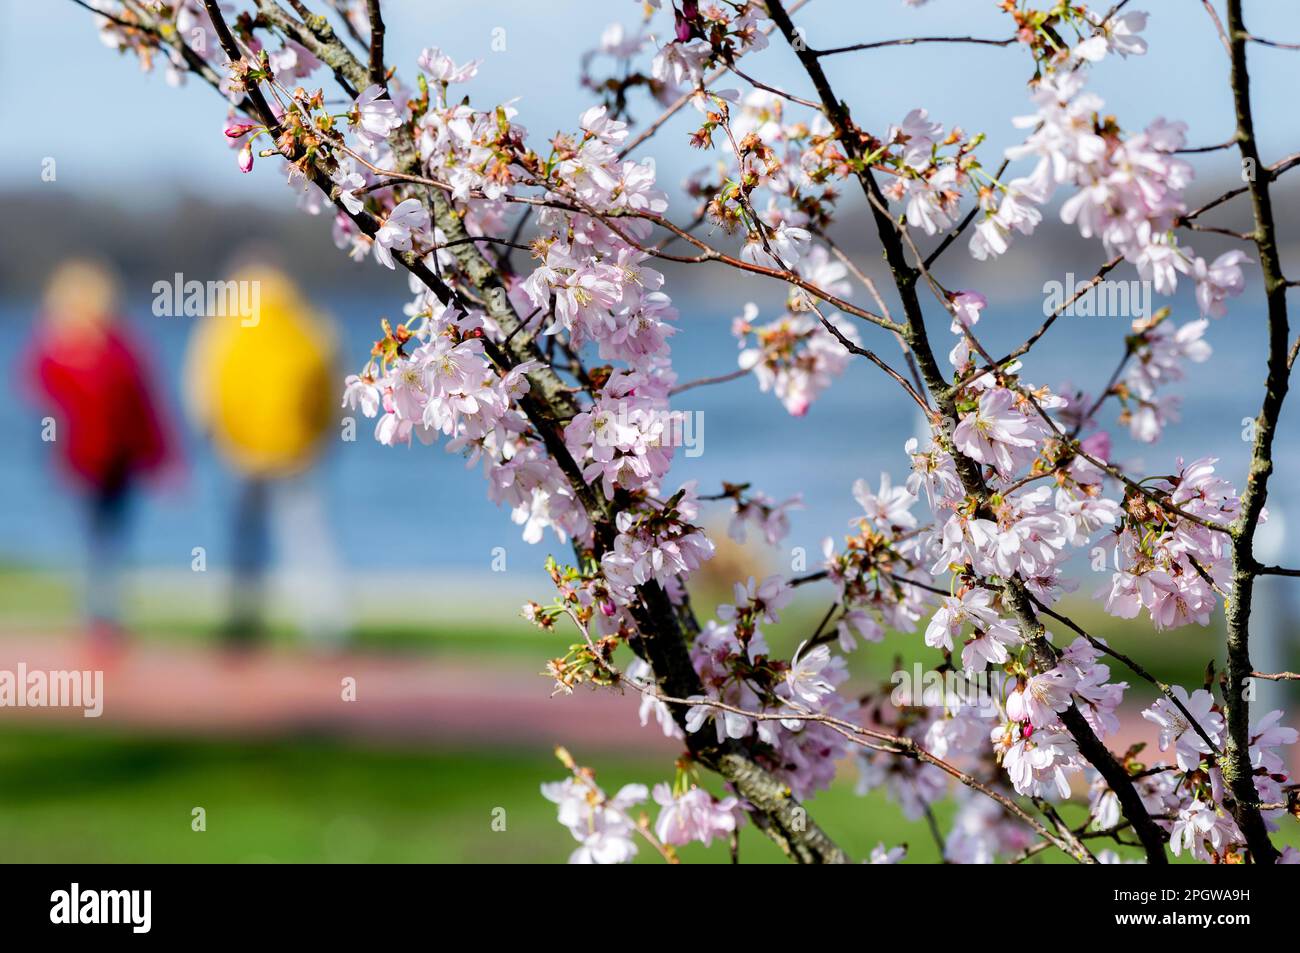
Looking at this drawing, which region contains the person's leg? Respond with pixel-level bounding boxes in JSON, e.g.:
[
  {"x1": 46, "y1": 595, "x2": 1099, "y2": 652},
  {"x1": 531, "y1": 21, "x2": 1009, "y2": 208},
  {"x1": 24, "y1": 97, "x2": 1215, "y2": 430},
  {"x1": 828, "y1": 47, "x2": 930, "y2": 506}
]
[
  {"x1": 225, "y1": 477, "x2": 270, "y2": 647},
  {"x1": 85, "y1": 476, "x2": 130, "y2": 648},
  {"x1": 272, "y1": 473, "x2": 349, "y2": 650}
]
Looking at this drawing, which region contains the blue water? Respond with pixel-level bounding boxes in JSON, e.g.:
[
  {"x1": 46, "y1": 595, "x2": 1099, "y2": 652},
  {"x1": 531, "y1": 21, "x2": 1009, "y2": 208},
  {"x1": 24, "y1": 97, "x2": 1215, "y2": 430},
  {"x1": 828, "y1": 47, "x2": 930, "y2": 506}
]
[{"x1": 3, "y1": 283, "x2": 1297, "y2": 572}]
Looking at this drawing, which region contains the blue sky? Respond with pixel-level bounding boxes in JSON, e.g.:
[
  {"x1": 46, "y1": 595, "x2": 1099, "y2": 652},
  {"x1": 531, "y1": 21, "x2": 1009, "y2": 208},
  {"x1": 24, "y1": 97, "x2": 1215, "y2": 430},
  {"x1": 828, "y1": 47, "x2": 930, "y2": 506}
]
[{"x1": 3, "y1": 1, "x2": 1299, "y2": 208}]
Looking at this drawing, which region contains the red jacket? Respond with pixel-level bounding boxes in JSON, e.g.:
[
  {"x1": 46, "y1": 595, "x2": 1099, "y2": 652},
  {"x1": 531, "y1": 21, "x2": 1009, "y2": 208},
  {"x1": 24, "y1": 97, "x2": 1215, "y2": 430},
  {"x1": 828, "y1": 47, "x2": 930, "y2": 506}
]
[{"x1": 25, "y1": 319, "x2": 175, "y2": 493}]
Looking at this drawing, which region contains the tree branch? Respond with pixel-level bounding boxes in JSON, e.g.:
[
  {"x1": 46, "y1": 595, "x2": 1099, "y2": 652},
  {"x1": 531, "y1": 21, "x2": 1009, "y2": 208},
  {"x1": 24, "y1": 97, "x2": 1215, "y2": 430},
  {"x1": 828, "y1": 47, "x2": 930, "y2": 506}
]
[
  {"x1": 1218, "y1": 0, "x2": 1288, "y2": 863},
  {"x1": 765, "y1": 0, "x2": 1170, "y2": 864},
  {"x1": 364, "y1": 0, "x2": 385, "y2": 90},
  {"x1": 237, "y1": 0, "x2": 849, "y2": 864}
]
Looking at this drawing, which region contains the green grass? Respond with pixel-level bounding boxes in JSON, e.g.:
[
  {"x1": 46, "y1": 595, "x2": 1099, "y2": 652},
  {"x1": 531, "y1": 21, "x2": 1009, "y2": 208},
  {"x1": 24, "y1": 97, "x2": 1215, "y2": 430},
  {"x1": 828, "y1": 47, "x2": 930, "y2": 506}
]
[
  {"x1": 0, "y1": 727, "x2": 1294, "y2": 863},
  {"x1": 0, "y1": 569, "x2": 76, "y2": 624},
  {"x1": 0, "y1": 566, "x2": 547, "y2": 657},
  {"x1": 0, "y1": 727, "x2": 973, "y2": 864},
  {"x1": 126, "y1": 618, "x2": 544, "y2": 657},
  {"x1": 12, "y1": 726, "x2": 1289, "y2": 864}
]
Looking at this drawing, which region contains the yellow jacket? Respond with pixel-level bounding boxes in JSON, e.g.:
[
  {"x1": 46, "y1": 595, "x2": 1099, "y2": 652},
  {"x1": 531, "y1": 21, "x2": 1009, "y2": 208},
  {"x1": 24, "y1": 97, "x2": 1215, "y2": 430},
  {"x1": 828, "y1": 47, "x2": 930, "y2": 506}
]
[{"x1": 184, "y1": 267, "x2": 336, "y2": 478}]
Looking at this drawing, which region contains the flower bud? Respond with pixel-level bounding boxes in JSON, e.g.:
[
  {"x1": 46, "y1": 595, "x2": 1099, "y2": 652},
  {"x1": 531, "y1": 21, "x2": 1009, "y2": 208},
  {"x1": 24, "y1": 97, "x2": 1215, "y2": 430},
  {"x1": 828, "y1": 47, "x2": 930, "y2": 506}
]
[
  {"x1": 673, "y1": 9, "x2": 692, "y2": 42},
  {"x1": 237, "y1": 142, "x2": 254, "y2": 173},
  {"x1": 224, "y1": 121, "x2": 256, "y2": 138}
]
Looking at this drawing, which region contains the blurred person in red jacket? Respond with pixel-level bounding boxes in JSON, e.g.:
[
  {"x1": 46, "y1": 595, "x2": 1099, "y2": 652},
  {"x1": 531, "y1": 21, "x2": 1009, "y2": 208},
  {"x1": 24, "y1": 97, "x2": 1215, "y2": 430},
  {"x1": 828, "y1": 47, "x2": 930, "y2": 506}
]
[{"x1": 24, "y1": 259, "x2": 178, "y2": 650}]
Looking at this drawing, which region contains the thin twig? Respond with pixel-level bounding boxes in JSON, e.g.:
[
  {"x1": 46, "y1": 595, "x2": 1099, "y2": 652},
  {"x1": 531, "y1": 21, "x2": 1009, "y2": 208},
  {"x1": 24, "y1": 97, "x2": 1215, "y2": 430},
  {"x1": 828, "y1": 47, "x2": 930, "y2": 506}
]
[
  {"x1": 812, "y1": 35, "x2": 1017, "y2": 57},
  {"x1": 670, "y1": 367, "x2": 751, "y2": 395}
]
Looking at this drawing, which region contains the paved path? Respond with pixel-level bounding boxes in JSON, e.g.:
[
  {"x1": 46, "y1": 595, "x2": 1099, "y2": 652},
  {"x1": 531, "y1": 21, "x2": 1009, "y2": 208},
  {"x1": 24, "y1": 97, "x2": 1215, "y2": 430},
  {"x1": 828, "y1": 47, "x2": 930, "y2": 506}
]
[
  {"x1": 0, "y1": 631, "x2": 676, "y2": 752},
  {"x1": 2, "y1": 631, "x2": 1295, "y2": 777}
]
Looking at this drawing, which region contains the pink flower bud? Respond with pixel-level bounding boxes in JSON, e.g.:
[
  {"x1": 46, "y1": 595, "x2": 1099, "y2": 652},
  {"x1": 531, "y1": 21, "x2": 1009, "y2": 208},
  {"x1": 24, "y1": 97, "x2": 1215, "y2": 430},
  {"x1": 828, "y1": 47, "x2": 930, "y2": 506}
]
[
  {"x1": 224, "y1": 121, "x2": 256, "y2": 139},
  {"x1": 1021, "y1": 722, "x2": 1034, "y2": 740},
  {"x1": 674, "y1": 10, "x2": 692, "y2": 42},
  {"x1": 237, "y1": 142, "x2": 254, "y2": 173}
]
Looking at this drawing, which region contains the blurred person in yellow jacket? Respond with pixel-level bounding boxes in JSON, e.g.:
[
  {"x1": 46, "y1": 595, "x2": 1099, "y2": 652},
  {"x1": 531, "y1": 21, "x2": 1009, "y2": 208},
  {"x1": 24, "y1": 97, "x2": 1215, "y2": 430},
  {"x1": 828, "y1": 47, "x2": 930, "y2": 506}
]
[{"x1": 183, "y1": 261, "x2": 347, "y2": 648}]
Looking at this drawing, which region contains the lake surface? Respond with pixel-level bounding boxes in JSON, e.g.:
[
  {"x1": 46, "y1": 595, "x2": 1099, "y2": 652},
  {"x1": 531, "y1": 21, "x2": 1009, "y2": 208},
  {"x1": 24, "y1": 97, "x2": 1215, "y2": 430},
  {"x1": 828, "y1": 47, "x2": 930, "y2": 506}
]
[{"x1": 4, "y1": 282, "x2": 1297, "y2": 573}]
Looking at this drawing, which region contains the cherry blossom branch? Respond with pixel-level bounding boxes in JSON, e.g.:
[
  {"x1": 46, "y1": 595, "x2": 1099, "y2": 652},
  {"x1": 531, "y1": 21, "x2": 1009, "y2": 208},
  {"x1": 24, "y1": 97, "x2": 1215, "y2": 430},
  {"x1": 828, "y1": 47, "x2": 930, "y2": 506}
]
[
  {"x1": 713, "y1": 116, "x2": 930, "y2": 411},
  {"x1": 560, "y1": 608, "x2": 1092, "y2": 863},
  {"x1": 424, "y1": 235, "x2": 532, "y2": 254},
  {"x1": 1069, "y1": 345, "x2": 1135, "y2": 439},
  {"x1": 1183, "y1": 222, "x2": 1254, "y2": 241},
  {"x1": 1034, "y1": 797, "x2": 1098, "y2": 863},
  {"x1": 102, "y1": 0, "x2": 252, "y2": 112},
  {"x1": 959, "y1": 344, "x2": 1237, "y2": 539},
  {"x1": 859, "y1": 187, "x2": 1001, "y2": 373},
  {"x1": 1028, "y1": 595, "x2": 1224, "y2": 758},
  {"x1": 867, "y1": 565, "x2": 1199, "y2": 816},
  {"x1": 332, "y1": 151, "x2": 906, "y2": 334},
  {"x1": 1251, "y1": 671, "x2": 1300, "y2": 682},
  {"x1": 921, "y1": 157, "x2": 1010, "y2": 270},
  {"x1": 1009, "y1": 819, "x2": 1147, "y2": 864},
  {"x1": 920, "y1": 8, "x2": 1124, "y2": 271},
  {"x1": 1218, "y1": 0, "x2": 1290, "y2": 863},
  {"x1": 801, "y1": 601, "x2": 841, "y2": 650},
  {"x1": 617, "y1": 0, "x2": 812, "y2": 159},
  {"x1": 243, "y1": 0, "x2": 851, "y2": 865},
  {"x1": 199, "y1": 2, "x2": 290, "y2": 151},
  {"x1": 877, "y1": 567, "x2": 1223, "y2": 780},
  {"x1": 236, "y1": 19, "x2": 593, "y2": 483},
  {"x1": 921, "y1": 805, "x2": 947, "y2": 860},
  {"x1": 524, "y1": 195, "x2": 903, "y2": 332},
  {"x1": 765, "y1": 0, "x2": 1170, "y2": 864},
  {"x1": 248, "y1": 84, "x2": 607, "y2": 522},
  {"x1": 77, "y1": 0, "x2": 1298, "y2": 869},
  {"x1": 198, "y1": 24, "x2": 612, "y2": 543},
  {"x1": 196, "y1": 1, "x2": 831, "y2": 863},
  {"x1": 553, "y1": 746, "x2": 679, "y2": 864},
  {"x1": 1015, "y1": 389, "x2": 1236, "y2": 537}
]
